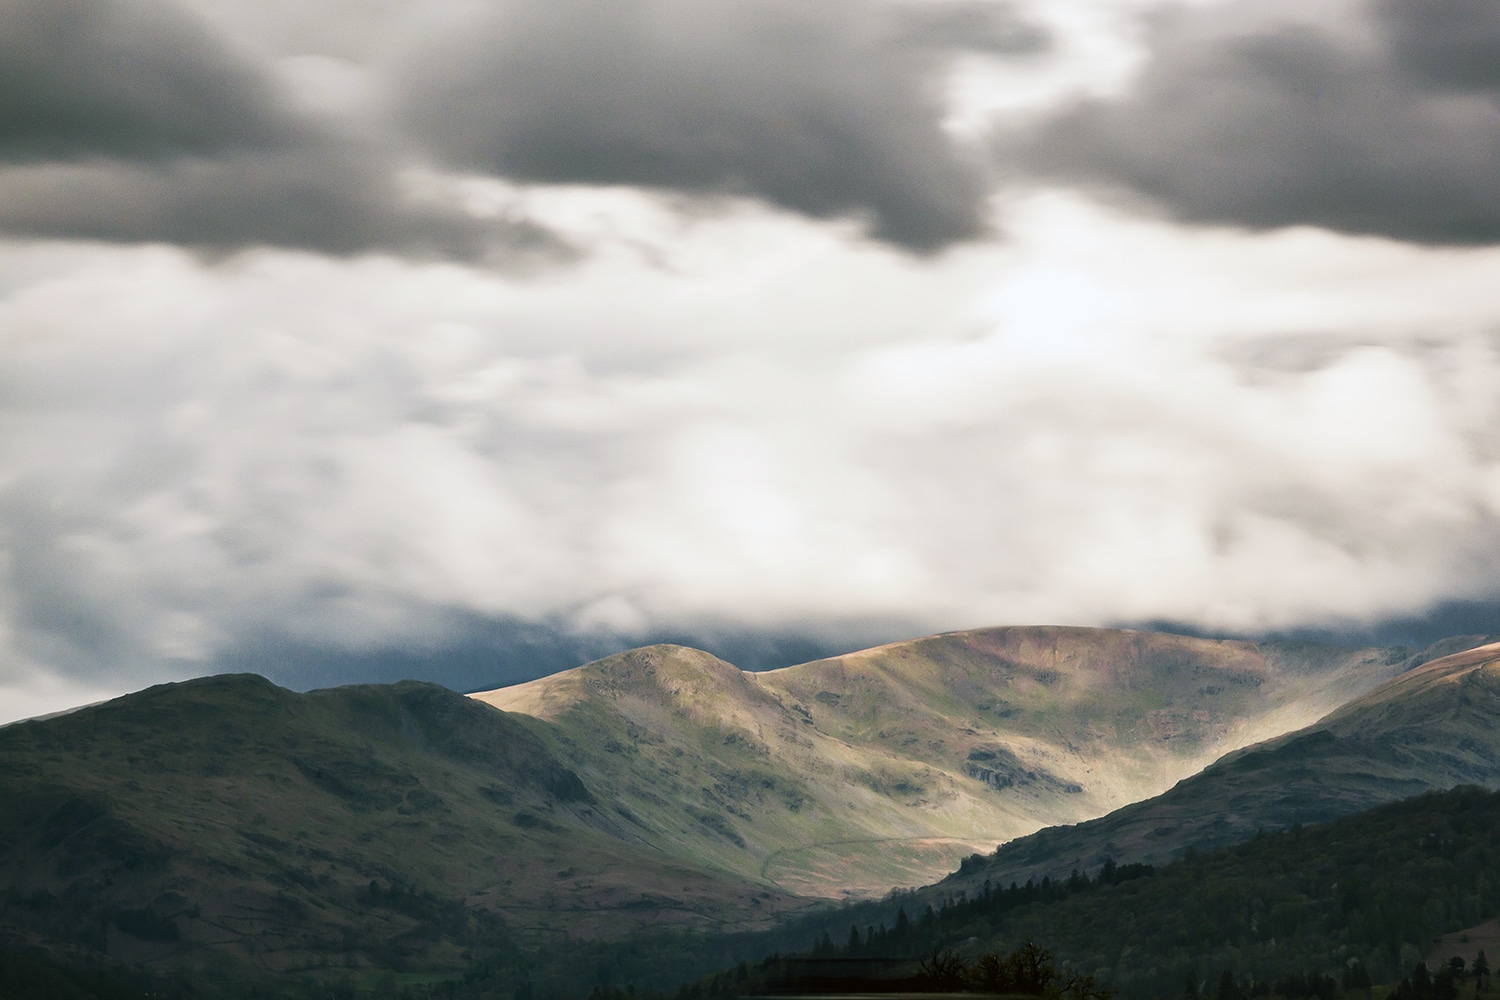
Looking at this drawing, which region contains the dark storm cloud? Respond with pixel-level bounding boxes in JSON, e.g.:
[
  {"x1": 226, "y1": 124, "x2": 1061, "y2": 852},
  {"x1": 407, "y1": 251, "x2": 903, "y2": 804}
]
[
  {"x1": 0, "y1": 151, "x2": 557, "y2": 261},
  {"x1": 1018, "y1": 0, "x2": 1500, "y2": 245},
  {"x1": 0, "y1": 0, "x2": 557, "y2": 260},
  {"x1": 1376, "y1": 0, "x2": 1500, "y2": 91},
  {"x1": 400, "y1": 0, "x2": 1041, "y2": 253},
  {"x1": 0, "y1": 0, "x2": 289, "y2": 162}
]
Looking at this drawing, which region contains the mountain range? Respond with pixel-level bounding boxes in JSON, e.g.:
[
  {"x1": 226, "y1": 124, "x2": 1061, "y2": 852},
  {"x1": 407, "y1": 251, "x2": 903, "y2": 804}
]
[{"x1": 2, "y1": 625, "x2": 1497, "y2": 996}]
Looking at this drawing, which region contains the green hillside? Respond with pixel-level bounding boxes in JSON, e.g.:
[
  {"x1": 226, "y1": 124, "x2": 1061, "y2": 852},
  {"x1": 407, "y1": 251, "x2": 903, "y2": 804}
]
[
  {"x1": 474, "y1": 628, "x2": 1409, "y2": 896},
  {"x1": 931, "y1": 640, "x2": 1500, "y2": 895},
  {"x1": 0, "y1": 675, "x2": 808, "y2": 993}
]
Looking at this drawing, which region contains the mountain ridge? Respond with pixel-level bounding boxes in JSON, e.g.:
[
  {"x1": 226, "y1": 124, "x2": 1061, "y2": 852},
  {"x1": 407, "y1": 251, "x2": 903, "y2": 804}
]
[{"x1": 473, "y1": 625, "x2": 1411, "y2": 896}]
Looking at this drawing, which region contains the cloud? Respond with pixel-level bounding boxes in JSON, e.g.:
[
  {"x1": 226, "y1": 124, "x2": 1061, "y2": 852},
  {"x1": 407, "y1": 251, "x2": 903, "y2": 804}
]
[
  {"x1": 1376, "y1": 0, "x2": 1500, "y2": 91},
  {"x1": 1016, "y1": 0, "x2": 1500, "y2": 245},
  {"x1": 891, "y1": 1, "x2": 1050, "y2": 55},
  {"x1": 0, "y1": 0, "x2": 289, "y2": 162},
  {"x1": 397, "y1": 0, "x2": 1040, "y2": 252},
  {"x1": 0, "y1": 152, "x2": 557, "y2": 261},
  {"x1": 7, "y1": 193, "x2": 1500, "y2": 722},
  {"x1": 0, "y1": 0, "x2": 556, "y2": 260}
]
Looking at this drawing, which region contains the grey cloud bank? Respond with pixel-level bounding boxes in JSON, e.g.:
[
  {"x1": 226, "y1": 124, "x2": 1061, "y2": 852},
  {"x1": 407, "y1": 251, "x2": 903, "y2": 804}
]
[
  {"x1": 0, "y1": 0, "x2": 287, "y2": 161},
  {"x1": 1019, "y1": 0, "x2": 1500, "y2": 244},
  {"x1": 397, "y1": 0, "x2": 1038, "y2": 252},
  {"x1": 0, "y1": 0, "x2": 1048, "y2": 256},
  {"x1": 0, "y1": 0, "x2": 554, "y2": 258},
  {"x1": 11, "y1": 0, "x2": 1500, "y2": 255}
]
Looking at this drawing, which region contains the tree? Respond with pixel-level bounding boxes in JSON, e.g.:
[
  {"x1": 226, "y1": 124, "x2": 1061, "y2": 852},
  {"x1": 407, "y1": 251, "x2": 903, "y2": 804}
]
[
  {"x1": 1216, "y1": 970, "x2": 1244, "y2": 1000},
  {"x1": 1416, "y1": 963, "x2": 1433, "y2": 999},
  {"x1": 917, "y1": 946, "x2": 968, "y2": 991},
  {"x1": 972, "y1": 951, "x2": 1008, "y2": 993},
  {"x1": 1344, "y1": 961, "x2": 1372, "y2": 995},
  {"x1": 1062, "y1": 968, "x2": 1115, "y2": 1000}
]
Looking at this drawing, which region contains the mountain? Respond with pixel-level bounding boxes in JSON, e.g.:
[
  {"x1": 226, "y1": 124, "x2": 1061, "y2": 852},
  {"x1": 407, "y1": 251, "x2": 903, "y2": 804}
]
[
  {"x1": 0, "y1": 675, "x2": 808, "y2": 989},
  {"x1": 472, "y1": 626, "x2": 1409, "y2": 897},
  {"x1": 932, "y1": 637, "x2": 1500, "y2": 895},
  {"x1": 0, "y1": 625, "x2": 1427, "y2": 993}
]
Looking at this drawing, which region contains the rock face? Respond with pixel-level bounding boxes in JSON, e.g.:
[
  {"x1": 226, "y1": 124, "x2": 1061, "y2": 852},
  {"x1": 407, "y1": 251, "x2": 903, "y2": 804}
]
[
  {"x1": 929, "y1": 638, "x2": 1500, "y2": 898},
  {"x1": 473, "y1": 625, "x2": 1411, "y2": 897},
  {"x1": 963, "y1": 745, "x2": 1082, "y2": 794}
]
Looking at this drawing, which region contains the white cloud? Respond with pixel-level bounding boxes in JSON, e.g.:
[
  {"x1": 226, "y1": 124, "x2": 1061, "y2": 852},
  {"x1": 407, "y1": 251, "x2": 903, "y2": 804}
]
[{"x1": 5, "y1": 187, "x2": 1500, "y2": 725}]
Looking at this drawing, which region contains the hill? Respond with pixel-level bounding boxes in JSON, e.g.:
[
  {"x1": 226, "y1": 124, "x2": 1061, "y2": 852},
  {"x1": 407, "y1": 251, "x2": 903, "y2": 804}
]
[
  {"x1": 699, "y1": 785, "x2": 1500, "y2": 1000},
  {"x1": 0, "y1": 675, "x2": 809, "y2": 992},
  {"x1": 931, "y1": 638, "x2": 1500, "y2": 894},
  {"x1": 0, "y1": 626, "x2": 1431, "y2": 995},
  {"x1": 473, "y1": 627, "x2": 1409, "y2": 896}
]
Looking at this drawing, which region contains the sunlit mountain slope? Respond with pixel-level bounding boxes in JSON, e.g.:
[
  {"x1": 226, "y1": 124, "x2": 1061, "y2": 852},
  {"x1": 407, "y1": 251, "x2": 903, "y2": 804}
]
[
  {"x1": 932, "y1": 637, "x2": 1500, "y2": 895},
  {"x1": 473, "y1": 626, "x2": 1408, "y2": 896}
]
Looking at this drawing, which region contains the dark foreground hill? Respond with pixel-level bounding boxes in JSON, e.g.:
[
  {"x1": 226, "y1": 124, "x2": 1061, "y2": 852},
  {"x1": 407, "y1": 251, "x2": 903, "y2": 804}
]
[{"x1": 0, "y1": 675, "x2": 807, "y2": 994}]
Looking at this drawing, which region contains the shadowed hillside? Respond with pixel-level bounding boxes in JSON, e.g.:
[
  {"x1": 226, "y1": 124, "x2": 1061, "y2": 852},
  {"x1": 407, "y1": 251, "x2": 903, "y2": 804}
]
[
  {"x1": 0, "y1": 675, "x2": 808, "y2": 991},
  {"x1": 685, "y1": 785, "x2": 1500, "y2": 1000}
]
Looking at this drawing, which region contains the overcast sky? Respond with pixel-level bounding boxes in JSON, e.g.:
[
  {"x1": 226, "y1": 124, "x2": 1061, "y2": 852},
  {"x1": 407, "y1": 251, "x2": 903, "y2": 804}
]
[{"x1": 5, "y1": 0, "x2": 1500, "y2": 722}]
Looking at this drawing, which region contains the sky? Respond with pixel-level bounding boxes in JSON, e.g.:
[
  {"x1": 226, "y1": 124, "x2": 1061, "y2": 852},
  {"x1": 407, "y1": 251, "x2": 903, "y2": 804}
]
[{"x1": 5, "y1": 0, "x2": 1500, "y2": 723}]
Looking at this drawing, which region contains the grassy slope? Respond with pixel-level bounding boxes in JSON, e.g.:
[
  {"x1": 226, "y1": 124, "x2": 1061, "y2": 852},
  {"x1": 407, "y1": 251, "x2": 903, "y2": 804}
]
[
  {"x1": 473, "y1": 626, "x2": 1409, "y2": 898},
  {"x1": 0, "y1": 675, "x2": 808, "y2": 990},
  {"x1": 930, "y1": 640, "x2": 1500, "y2": 895}
]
